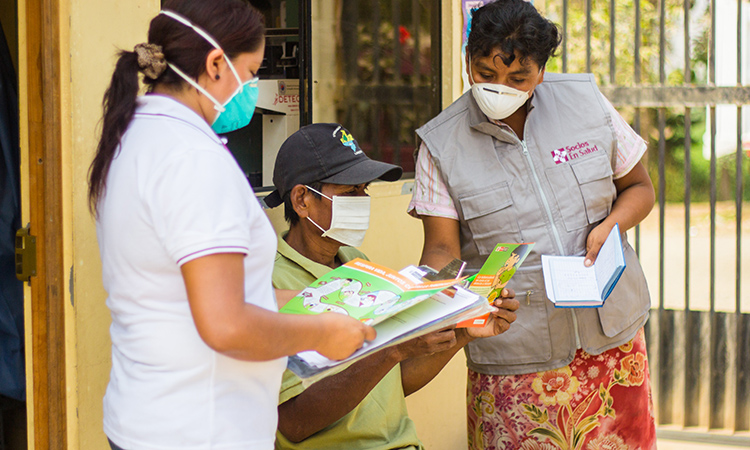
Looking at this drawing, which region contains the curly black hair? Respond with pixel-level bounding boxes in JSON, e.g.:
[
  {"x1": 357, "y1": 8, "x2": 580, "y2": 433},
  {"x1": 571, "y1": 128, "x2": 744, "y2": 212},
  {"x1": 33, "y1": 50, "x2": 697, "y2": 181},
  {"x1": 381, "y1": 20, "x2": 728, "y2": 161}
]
[{"x1": 467, "y1": 0, "x2": 561, "y2": 69}]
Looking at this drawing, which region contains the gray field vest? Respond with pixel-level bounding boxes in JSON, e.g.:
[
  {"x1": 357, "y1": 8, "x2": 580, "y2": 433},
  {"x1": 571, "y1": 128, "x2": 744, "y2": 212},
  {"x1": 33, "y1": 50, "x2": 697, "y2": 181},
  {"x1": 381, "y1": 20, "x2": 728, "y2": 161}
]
[{"x1": 417, "y1": 73, "x2": 651, "y2": 375}]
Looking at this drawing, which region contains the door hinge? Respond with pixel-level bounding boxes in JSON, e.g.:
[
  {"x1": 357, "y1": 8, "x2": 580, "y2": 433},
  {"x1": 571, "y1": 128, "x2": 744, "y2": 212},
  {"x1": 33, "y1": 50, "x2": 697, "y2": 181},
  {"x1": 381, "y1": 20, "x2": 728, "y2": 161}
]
[{"x1": 15, "y1": 225, "x2": 37, "y2": 283}]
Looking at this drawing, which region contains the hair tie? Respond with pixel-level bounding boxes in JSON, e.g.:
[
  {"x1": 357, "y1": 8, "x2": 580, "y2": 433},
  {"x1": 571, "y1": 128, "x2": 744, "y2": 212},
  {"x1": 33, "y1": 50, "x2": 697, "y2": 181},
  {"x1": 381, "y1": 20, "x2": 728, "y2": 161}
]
[{"x1": 134, "y1": 43, "x2": 167, "y2": 80}]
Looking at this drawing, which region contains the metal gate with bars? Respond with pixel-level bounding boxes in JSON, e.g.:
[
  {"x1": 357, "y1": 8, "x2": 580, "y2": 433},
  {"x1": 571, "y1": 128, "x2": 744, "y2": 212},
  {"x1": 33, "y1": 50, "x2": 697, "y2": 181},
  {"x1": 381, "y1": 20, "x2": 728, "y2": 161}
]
[{"x1": 542, "y1": 0, "x2": 750, "y2": 443}]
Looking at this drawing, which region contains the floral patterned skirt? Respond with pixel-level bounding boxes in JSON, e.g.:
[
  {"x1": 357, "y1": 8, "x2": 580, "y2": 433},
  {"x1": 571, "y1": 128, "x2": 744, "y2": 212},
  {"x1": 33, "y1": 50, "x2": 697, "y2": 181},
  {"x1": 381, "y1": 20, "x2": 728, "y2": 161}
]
[{"x1": 467, "y1": 329, "x2": 656, "y2": 450}]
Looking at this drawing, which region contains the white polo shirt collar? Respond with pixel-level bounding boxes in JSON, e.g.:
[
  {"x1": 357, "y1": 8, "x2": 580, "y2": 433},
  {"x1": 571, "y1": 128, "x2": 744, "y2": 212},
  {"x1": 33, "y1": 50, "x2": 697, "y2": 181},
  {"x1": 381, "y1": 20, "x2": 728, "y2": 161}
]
[{"x1": 135, "y1": 94, "x2": 224, "y2": 146}]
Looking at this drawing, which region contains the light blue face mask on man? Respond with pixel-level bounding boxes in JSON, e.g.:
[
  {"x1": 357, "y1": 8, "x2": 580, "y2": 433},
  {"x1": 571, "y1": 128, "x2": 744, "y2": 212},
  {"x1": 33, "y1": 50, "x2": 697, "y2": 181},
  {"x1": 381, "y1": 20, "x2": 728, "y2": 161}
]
[{"x1": 159, "y1": 10, "x2": 259, "y2": 134}]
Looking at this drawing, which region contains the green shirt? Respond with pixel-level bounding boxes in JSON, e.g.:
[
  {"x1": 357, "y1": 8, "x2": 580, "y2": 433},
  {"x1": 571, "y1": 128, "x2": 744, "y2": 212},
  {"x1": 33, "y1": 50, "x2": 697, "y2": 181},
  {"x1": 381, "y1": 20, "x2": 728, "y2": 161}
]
[{"x1": 273, "y1": 232, "x2": 423, "y2": 450}]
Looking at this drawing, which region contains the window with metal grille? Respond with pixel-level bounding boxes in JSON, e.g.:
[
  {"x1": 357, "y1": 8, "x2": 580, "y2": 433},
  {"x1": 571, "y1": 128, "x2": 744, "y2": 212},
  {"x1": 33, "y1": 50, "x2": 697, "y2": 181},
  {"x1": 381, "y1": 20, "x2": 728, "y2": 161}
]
[{"x1": 310, "y1": 1, "x2": 441, "y2": 174}]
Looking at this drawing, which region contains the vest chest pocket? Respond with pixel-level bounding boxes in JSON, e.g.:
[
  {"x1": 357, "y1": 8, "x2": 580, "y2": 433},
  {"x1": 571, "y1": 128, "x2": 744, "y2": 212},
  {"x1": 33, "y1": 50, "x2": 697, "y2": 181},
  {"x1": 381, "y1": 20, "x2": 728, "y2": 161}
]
[
  {"x1": 458, "y1": 183, "x2": 522, "y2": 256},
  {"x1": 545, "y1": 154, "x2": 616, "y2": 232}
]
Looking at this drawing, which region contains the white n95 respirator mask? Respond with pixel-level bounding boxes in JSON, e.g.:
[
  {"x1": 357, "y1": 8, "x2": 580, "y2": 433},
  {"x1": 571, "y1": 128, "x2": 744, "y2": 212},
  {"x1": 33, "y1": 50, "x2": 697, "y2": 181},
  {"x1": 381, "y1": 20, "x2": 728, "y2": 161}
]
[
  {"x1": 305, "y1": 186, "x2": 371, "y2": 247},
  {"x1": 468, "y1": 58, "x2": 530, "y2": 120},
  {"x1": 471, "y1": 83, "x2": 529, "y2": 120}
]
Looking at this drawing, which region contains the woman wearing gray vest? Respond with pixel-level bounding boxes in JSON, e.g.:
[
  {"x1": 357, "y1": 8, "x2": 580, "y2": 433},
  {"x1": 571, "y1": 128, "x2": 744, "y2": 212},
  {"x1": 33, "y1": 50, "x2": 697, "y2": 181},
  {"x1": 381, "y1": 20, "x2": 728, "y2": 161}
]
[{"x1": 408, "y1": 1, "x2": 657, "y2": 449}]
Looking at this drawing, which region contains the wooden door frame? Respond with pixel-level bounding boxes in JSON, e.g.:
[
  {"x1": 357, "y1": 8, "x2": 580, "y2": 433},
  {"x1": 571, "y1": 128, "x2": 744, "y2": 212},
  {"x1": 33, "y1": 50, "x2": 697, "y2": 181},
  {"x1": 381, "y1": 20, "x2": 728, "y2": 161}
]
[{"x1": 25, "y1": 0, "x2": 67, "y2": 447}]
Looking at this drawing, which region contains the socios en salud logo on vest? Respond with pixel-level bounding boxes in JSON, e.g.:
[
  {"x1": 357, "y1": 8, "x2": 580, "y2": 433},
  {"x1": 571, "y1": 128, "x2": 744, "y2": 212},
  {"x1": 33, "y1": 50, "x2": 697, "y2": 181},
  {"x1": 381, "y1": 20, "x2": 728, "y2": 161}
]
[{"x1": 551, "y1": 141, "x2": 600, "y2": 164}]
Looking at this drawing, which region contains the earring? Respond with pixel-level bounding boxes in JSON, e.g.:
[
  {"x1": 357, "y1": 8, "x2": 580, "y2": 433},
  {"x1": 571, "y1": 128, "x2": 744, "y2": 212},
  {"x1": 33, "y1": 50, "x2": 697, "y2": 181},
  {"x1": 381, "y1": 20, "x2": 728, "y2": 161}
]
[{"x1": 215, "y1": 74, "x2": 220, "y2": 80}]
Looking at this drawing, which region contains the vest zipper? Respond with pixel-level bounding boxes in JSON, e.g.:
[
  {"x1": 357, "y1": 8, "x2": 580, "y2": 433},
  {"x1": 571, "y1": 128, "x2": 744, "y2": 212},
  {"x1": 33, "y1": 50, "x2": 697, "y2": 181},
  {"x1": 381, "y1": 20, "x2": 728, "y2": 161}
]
[{"x1": 520, "y1": 139, "x2": 582, "y2": 350}]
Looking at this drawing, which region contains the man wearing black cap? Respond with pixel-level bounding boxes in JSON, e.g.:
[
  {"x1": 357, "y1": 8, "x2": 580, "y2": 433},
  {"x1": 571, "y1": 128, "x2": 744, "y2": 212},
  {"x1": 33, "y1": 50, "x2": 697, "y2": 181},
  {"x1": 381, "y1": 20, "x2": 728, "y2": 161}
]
[{"x1": 267, "y1": 123, "x2": 519, "y2": 450}]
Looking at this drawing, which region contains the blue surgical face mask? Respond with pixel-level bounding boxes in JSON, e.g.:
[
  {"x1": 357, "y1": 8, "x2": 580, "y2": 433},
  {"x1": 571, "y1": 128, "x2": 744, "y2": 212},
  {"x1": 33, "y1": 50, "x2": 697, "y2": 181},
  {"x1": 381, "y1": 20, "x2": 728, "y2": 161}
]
[
  {"x1": 211, "y1": 75, "x2": 259, "y2": 134},
  {"x1": 159, "y1": 9, "x2": 259, "y2": 133}
]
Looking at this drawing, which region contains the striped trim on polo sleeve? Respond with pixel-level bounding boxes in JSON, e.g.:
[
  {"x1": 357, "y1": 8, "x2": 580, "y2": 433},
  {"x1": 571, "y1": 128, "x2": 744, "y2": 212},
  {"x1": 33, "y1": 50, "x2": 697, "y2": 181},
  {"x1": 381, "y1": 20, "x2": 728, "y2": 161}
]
[{"x1": 176, "y1": 245, "x2": 250, "y2": 266}]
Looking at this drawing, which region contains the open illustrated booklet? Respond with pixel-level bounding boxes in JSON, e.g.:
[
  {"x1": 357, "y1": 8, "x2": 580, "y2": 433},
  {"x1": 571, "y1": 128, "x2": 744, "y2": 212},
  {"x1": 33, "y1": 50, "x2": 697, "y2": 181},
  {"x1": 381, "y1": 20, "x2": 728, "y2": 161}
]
[
  {"x1": 541, "y1": 223, "x2": 626, "y2": 307},
  {"x1": 280, "y1": 258, "x2": 490, "y2": 381},
  {"x1": 280, "y1": 243, "x2": 535, "y2": 382}
]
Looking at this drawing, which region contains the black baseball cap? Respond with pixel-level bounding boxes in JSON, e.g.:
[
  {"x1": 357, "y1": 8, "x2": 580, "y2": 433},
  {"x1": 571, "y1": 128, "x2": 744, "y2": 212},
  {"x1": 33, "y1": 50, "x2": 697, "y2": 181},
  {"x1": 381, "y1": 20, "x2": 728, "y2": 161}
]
[{"x1": 264, "y1": 123, "x2": 403, "y2": 208}]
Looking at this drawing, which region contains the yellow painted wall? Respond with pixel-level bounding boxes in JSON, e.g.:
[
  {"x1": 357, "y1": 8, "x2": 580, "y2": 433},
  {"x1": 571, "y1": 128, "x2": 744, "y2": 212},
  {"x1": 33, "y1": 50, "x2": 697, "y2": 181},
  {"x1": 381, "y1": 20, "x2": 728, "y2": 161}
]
[
  {"x1": 310, "y1": 1, "x2": 338, "y2": 123},
  {"x1": 65, "y1": 0, "x2": 159, "y2": 448}
]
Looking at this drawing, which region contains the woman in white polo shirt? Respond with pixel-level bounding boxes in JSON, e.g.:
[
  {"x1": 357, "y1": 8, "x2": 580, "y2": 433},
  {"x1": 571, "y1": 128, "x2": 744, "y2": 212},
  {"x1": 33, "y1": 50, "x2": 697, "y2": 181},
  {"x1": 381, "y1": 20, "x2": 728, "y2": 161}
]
[{"x1": 88, "y1": 1, "x2": 374, "y2": 449}]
